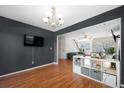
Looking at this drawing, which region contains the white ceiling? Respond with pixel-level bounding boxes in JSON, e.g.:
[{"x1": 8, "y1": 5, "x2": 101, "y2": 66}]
[
  {"x1": 61, "y1": 18, "x2": 121, "y2": 39},
  {"x1": 0, "y1": 5, "x2": 120, "y2": 32}
]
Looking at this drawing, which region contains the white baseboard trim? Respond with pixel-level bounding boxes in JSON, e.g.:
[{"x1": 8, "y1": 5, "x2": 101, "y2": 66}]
[
  {"x1": 0, "y1": 62, "x2": 56, "y2": 78},
  {"x1": 53, "y1": 62, "x2": 58, "y2": 64},
  {"x1": 120, "y1": 84, "x2": 124, "y2": 88}
]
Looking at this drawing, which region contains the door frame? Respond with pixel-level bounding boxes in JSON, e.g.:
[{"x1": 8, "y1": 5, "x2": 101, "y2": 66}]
[{"x1": 56, "y1": 18, "x2": 121, "y2": 87}]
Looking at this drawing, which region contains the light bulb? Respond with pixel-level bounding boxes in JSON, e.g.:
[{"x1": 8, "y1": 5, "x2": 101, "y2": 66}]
[
  {"x1": 51, "y1": 22, "x2": 56, "y2": 26},
  {"x1": 43, "y1": 17, "x2": 48, "y2": 22},
  {"x1": 46, "y1": 11, "x2": 52, "y2": 18},
  {"x1": 59, "y1": 20, "x2": 64, "y2": 25},
  {"x1": 57, "y1": 14, "x2": 63, "y2": 18}
]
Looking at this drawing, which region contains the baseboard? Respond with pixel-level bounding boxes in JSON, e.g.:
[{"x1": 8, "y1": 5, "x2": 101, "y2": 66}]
[
  {"x1": 53, "y1": 62, "x2": 58, "y2": 64},
  {"x1": 120, "y1": 84, "x2": 124, "y2": 88},
  {"x1": 0, "y1": 62, "x2": 56, "y2": 78}
]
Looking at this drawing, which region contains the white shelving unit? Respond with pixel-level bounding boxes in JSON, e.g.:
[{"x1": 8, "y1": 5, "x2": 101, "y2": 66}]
[{"x1": 73, "y1": 55, "x2": 120, "y2": 88}]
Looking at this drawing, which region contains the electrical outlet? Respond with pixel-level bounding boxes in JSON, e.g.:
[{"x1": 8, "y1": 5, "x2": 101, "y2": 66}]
[
  {"x1": 50, "y1": 47, "x2": 53, "y2": 50},
  {"x1": 32, "y1": 61, "x2": 34, "y2": 64}
]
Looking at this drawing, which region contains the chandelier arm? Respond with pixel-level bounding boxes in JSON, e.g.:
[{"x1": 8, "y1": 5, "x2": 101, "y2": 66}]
[{"x1": 43, "y1": 6, "x2": 64, "y2": 29}]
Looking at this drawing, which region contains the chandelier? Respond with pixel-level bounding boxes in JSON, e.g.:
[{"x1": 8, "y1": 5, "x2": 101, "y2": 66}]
[{"x1": 42, "y1": 7, "x2": 64, "y2": 29}]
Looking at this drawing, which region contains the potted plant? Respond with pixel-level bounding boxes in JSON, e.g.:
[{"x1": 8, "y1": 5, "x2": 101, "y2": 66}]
[
  {"x1": 104, "y1": 47, "x2": 116, "y2": 59},
  {"x1": 78, "y1": 48, "x2": 85, "y2": 55}
]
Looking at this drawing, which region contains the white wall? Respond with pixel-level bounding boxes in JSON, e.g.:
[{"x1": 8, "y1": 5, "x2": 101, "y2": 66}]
[
  {"x1": 58, "y1": 36, "x2": 65, "y2": 59},
  {"x1": 58, "y1": 36, "x2": 78, "y2": 59},
  {"x1": 59, "y1": 36, "x2": 115, "y2": 59},
  {"x1": 92, "y1": 37, "x2": 115, "y2": 52},
  {"x1": 65, "y1": 37, "x2": 78, "y2": 53}
]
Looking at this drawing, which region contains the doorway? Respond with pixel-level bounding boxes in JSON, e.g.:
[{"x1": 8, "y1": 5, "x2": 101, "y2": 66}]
[{"x1": 56, "y1": 18, "x2": 121, "y2": 87}]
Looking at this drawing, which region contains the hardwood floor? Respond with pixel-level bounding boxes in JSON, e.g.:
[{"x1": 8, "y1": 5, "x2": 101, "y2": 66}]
[{"x1": 0, "y1": 59, "x2": 110, "y2": 88}]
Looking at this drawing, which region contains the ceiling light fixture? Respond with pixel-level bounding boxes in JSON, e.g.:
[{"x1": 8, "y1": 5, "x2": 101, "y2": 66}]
[{"x1": 42, "y1": 6, "x2": 64, "y2": 29}]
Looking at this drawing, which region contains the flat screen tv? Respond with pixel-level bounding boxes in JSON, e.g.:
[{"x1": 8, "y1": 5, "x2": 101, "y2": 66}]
[{"x1": 24, "y1": 34, "x2": 44, "y2": 47}]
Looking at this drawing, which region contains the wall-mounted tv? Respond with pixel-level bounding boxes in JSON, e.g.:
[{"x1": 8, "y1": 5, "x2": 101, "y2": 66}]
[{"x1": 24, "y1": 34, "x2": 44, "y2": 47}]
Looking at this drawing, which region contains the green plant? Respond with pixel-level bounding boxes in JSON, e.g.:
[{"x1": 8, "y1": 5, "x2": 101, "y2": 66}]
[
  {"x1": 79, "y1": 48, "x2": 84, "y2": 52},
  {"x1": 104, "y1": 47, "x2": 116, "y2": 55},
  {"x1": 78, "y1": 48, "x2": 85, "y2": 55}
]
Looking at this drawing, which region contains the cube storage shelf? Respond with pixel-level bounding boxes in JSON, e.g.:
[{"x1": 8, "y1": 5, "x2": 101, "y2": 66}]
[{"x1": 73, "y1": 55, "x2": 120, "y2": 87}]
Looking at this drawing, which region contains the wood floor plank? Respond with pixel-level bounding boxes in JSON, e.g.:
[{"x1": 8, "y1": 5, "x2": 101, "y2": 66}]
[{"x1": 0, "y1": 59, "x2": 110, "y2": 88}]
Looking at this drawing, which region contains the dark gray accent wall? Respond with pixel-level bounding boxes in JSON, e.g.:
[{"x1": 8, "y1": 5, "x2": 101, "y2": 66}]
[
  {"x1": 55, "y1": 6, "x2": 124, "y2": 84},
  {"x1": 0, "y1": 16, "x2": 54, "y2": 75}
]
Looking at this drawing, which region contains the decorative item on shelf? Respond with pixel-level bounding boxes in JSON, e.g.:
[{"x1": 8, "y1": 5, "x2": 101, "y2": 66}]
[
  {"x1": 92, "y1": 60, "x2": 101, "y2": 70},
  {"x1": 91, "y1": 52, "x2": 101, "y2": 59},
  {"x1": 91, "y1": 52, "x2": 96, "y2": 58},
  {"x1": 42, "y1": 6, "x2": 64, "y2": 29},
  {"x1": 99, "y1": 52, "x2": 106, "y2": 59},
  {"x1": 111, "y1": 62, "x2": 116, "y2": 70},
  {"x1": 103, "y1": 61, "x2": 111, "y2": 69},
  {"x1": 96, "y1": 53, "x2": 101, "y2": 59},
  {"x1": 96, "y1": 64, "x2": 101, "y2": 70},
  {"x1": 104, "y1": 47, "x2": 116, "y2": 59},
  {"x1": 78, "y1": 48, "x2": 85, "y2": 55}
]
